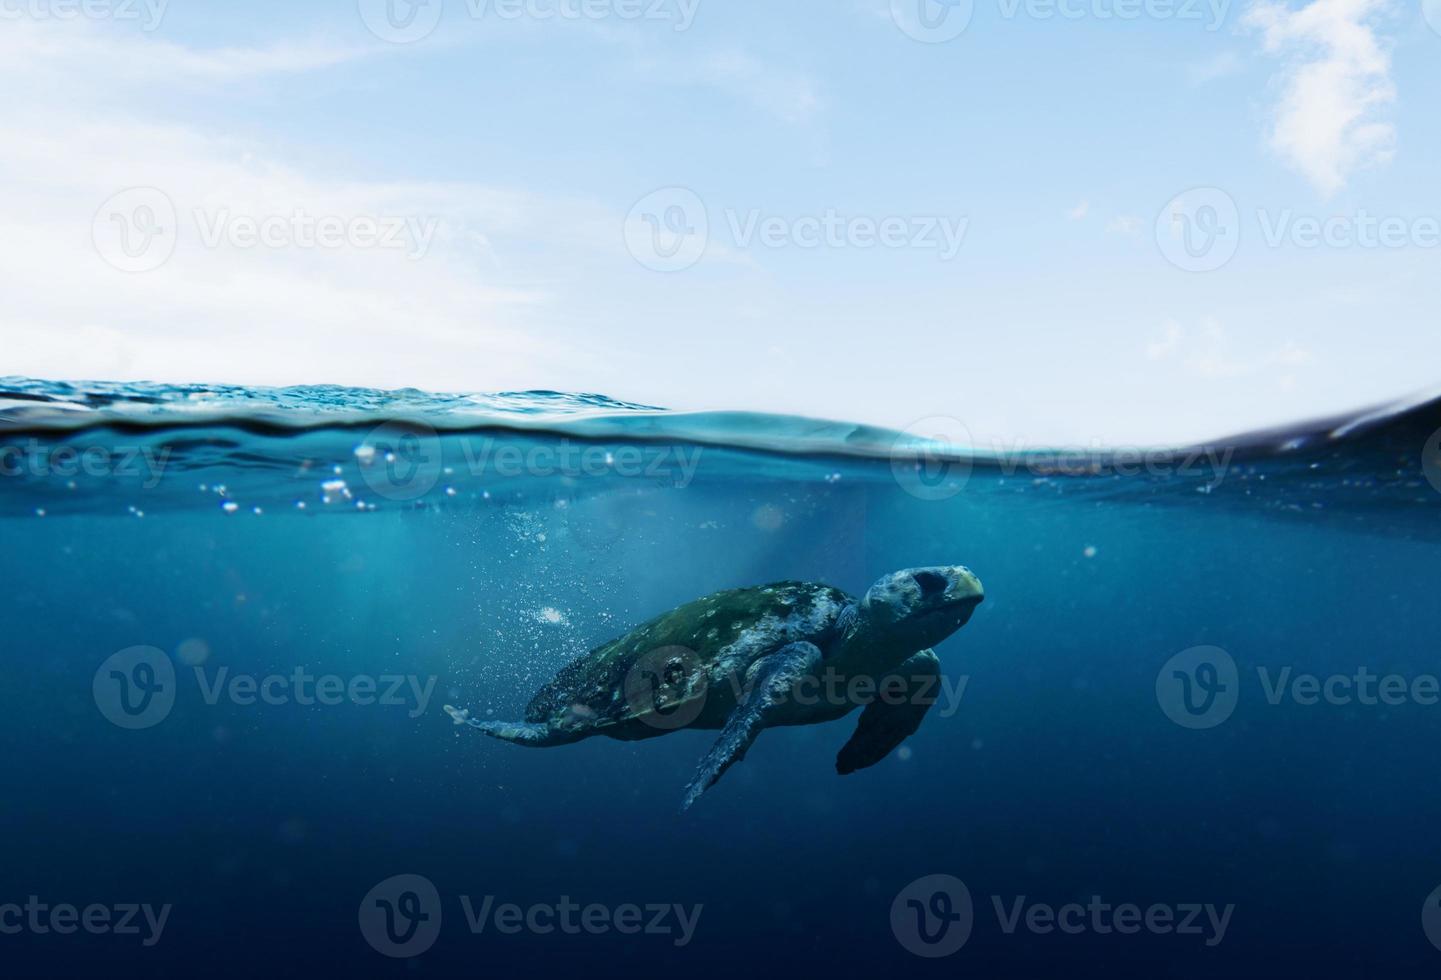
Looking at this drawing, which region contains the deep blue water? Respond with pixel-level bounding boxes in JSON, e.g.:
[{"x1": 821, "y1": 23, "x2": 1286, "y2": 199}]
[{"x1": 2, "y1": 378, "x2": 1440, "y2": 978}]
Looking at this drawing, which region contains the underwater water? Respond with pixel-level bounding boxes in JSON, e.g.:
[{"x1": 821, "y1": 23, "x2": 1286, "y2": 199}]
[{"x1": 2, "y1": 377, "x2": 1440, "y2": 979}]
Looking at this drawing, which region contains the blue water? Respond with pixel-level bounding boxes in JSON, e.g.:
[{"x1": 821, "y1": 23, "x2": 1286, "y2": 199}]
[{"x1": 2, "y1": 377, "x2": 1440, "y2": 978}]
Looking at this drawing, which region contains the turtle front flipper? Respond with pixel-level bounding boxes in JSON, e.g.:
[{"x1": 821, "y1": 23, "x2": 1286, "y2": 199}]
[
  {"x1": 680, "y1": 641, "x2": 822, "y2": 811},
  {"x1": 835, "y1": 649, "x2": 941, "y2": 775}
]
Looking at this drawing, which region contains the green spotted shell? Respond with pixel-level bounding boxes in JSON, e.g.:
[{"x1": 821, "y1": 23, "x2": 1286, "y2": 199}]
[{"x1": 524, "y1": 581, "x2": 852, "y2": 729}]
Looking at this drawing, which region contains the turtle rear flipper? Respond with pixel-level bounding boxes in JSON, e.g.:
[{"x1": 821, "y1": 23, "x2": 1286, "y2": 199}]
[
  {"x1": 444, "y1": 705, "x2": 578, "y2": 747},
  {"x1": 680, "y1": 641, "x2": 822, "y2": 811},
  {"x1": 835, "y1": 649, "x2": 941, "y2": 775}
]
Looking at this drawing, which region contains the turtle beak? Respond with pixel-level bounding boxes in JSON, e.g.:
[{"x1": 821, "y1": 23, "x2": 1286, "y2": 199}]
[
  {"x1": 910, "y1": 566, "x2": 984, "y2": 610},
  {"x1": 947, "y1": 566, "x2": 984, "y2": 608},
  {"x1": 898, "y1": 566, "x2": 983, "y2": 641},
  {"x1": 938, "y1": 567, "x2": 984, "y2": 632}
]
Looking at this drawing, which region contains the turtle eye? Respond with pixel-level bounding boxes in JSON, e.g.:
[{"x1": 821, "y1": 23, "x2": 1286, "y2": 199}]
[{"x1": 912, "y1": 571, "x2": 948, "y2": 598}]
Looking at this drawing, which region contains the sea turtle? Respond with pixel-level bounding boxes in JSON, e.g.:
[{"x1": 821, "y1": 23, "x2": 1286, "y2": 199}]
[{"x1": 444, "y1": 565, "x2": 984, "y2": 810}]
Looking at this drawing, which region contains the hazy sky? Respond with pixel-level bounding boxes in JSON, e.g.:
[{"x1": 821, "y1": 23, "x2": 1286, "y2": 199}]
[{"x1": 2, "y1": 0, "x2": 1439, "y2": 445}]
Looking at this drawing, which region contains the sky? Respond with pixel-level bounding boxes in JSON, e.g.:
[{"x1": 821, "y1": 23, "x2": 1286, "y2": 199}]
[{"x1": 1, "y1": 0, "x2": 1439, "y2": 446}]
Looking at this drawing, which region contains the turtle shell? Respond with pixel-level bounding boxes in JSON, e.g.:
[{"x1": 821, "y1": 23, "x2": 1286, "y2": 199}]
[{"x1": 524, "y1": 581, "x2": 853, "y2": 732}]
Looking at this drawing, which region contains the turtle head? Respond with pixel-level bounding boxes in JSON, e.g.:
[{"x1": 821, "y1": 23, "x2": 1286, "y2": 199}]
[{"x1": 841, "y1": 566, "x2": 984, "y2": 658}]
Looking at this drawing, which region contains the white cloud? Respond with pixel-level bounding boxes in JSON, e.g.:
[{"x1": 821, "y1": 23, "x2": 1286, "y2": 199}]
[
  {"x1": 1245, "y1": 0, "x2": 1396, "y2": 197},
  {"x1": 1105, "y1": 215, "x2": 1143, "y2": 235},
  {"x1": 1147, "y1": 319, "x2": 1314, "y2": 380},
  {"x1": 0, "y1": 19, "x2": 603, "y2": 390},
  {"x1": 1, "y1": 12, "x2": 1429, "y2": 448},
  {"x1": 1187, "y1": 49, "x2": 1244, "y2": 86},
  {"x1": 617, "y1": 43, "x2": 823, "y2": 125},
  {"x1": 1068, "y1": 200, "x2": 1090, "y2": 220},
  {"x1": 0, "y1": 22, "x2": 371, "y2": 83},
  {"x1": 1146, "y1": 321, "x2": 1185, "y2": 361},
  {"x1": 693, "y1": 51, "x2": 822, "y2": 123}
]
